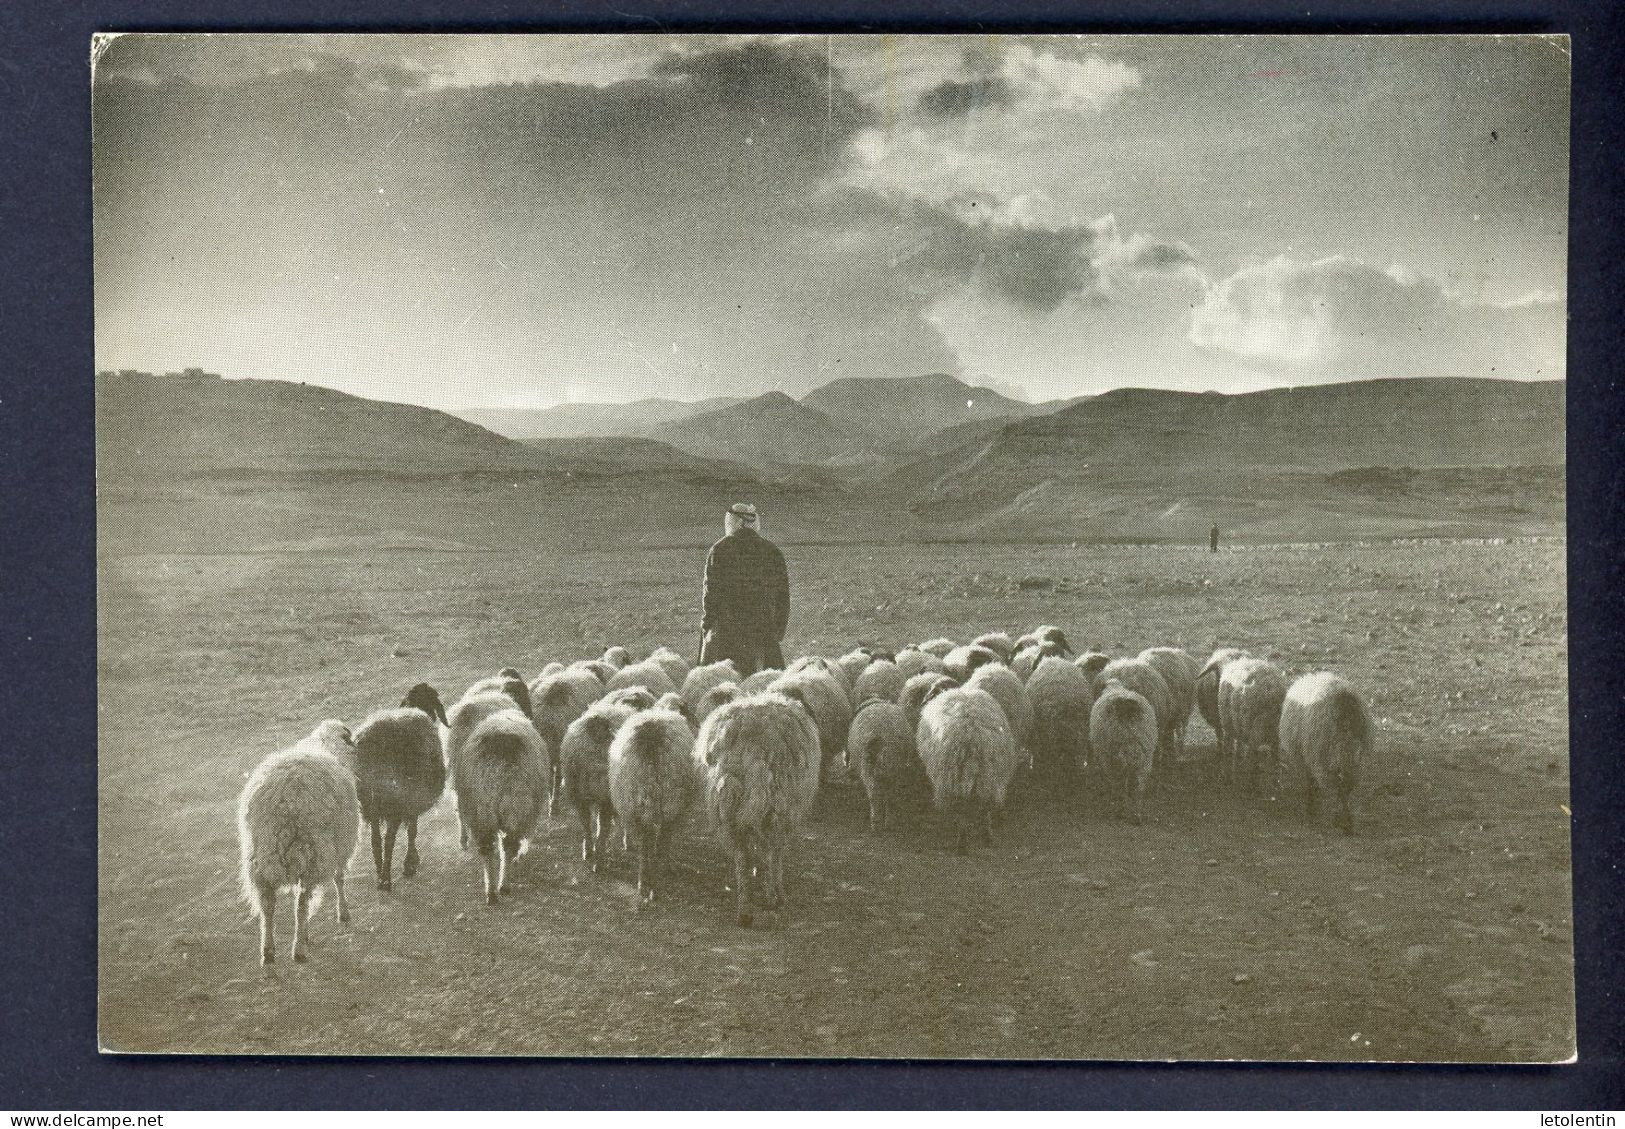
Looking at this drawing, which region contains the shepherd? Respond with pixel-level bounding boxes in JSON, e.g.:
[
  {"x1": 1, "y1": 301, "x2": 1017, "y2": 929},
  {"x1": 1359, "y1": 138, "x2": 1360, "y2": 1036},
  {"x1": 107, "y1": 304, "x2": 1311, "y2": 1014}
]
[
  {"x1": 699, "y1": 502, "x2": 790, "y2": 678},
  {"x1": 1210, "y1": 523, "x2": 1220, "y2": 553}
]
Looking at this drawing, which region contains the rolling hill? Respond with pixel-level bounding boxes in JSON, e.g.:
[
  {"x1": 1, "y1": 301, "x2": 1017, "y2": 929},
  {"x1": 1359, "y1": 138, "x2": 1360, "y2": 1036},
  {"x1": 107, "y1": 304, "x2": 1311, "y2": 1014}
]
[
  {"x1": 457, "y1": 395, "x2": 746, "y2": 440},
  {"x1": 652, "y1": 391, "x2": 879, "y2": 468},
  {"x1": 800, "y1": 372, "x2": 1041, "y2": 445}
]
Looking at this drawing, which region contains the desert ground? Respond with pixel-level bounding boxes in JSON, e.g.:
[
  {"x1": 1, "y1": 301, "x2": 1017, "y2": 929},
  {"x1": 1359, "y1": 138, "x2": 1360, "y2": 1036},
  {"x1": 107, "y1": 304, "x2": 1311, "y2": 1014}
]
[{"x1": 95, "y1": 479, "x2": 1573, "y2": 1062}]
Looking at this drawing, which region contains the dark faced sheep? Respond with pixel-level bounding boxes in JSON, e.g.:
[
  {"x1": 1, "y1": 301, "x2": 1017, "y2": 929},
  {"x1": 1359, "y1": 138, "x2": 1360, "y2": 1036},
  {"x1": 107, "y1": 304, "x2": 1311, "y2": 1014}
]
[
  {"x1": 972, "y1": 631, "x2": 1015, "y2": 664},
  {"x1": 601, "y1": 645, "x2": 632, "y2": 670},
  {"x1": 681, "y1": 659, "x2": 741, "y2": 714},
  {"x1": 1074, "y1": 651, "x2": 1112, "y2": 681},
  {"x1": 1025, "y1": 655, "x2": 1095, "y2": 778},
  {"x1": 788, "y1": 655, "x2": 855, "y2": 703},
  {"x1": 1195, "y1": 647, "x2": 1248, "y2": 750},
  {"x1": 915, "y1": 686, "x2": 1019, "y2": 854},
  {"x1": 966, "y1": 662, "x2": 1032, "y2": 751},
  {"x1": 1030, "y1": 625, "x2": 1075, "y2": 655},
  {"x1": 1093, "y1": 659, "x2": 1173, "y2": 757},
  {"x1": 569, "y1": 658, "x2": 618, "y2": 685},
  {"x1": 1089, "y1": 681, "x2": 1158, "y2": 824},
  {"x1": 852, "y1": 658, "x2": 905, "y2": 707},
  {"x1": 237, "y1": 720, "x2": 360, "y2": 965},
  {"x1": 944, "y1": 643, "x2": 1002, "y2": 683},
  {"x1": 899, "y1": 671, "x2": 958, "y2": 730},
  {"x1": 697, "y1": 692, "x2": 822, "y2": 927},
  {"x1": 770, "y1": 667, "x2": 852, "y2": 781},
  {"x1": 656, "y1": 691, "x2": 696, "y2": 728},
  {"x1": 846, "y1": 698, "x2": 924, "y2": 832},
  {"x1": 607, "y1": 707, "x2": 703, "y2": 905},
  {"x1": 465, "y1": 670, "x2": 532, "y2": 713},
  {"x1": 560, "y1": 699, "x2": 638, "y2": 872},
  {"x1": 352, "y1": 682, "x2": 449, "y2": 891},
  {"x1": 1137, "y1": 647, "x2": 1200, "y2": 757},
  {"x1": 456, "y1": 709, "x2": 549, "y2": 905},
  {"x1": 1218, "y1": 656, "x2": 1289, "y2": 794},
  {"x1": 1012, "y1": 639, "x2": 1069, "y2": 682},
  {"x1": 529, "y1": 667, "x2": 604, "y2": 815},
  {"x1": 1279, "y1": 671, "x2": 1372, "y2": 834}
]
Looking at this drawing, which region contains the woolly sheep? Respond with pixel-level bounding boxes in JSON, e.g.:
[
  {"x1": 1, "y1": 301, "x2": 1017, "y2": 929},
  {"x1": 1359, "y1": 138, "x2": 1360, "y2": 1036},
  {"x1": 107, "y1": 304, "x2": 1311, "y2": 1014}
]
[
  {"x1": 1028, "y1": 625, "x2": 1075, "y2": 655},
  {"x1": 1089, "y1": 681, "x2": 1158, "y2": 825},
  {"x1": 836, "y1": 649, "x2": 874, "y2": 690},
  {"x1": 607, "y1": 707, "x2": 703, "y2": 904},
  {"x1": 656, "y1": 691, "x2": 696, "y2": 728},
  {"x1": 1025, "y1": 656, "x2": 1094, "y2": 777},
  {"x1": 446, "y1": 684, "x2": 533, "y2": 849},
  {"x1": 971, "y1": 632, "x2": 1015, "y2": 664},
  {"x1": 528, "y1": 667, "x2": 604, "y2": 814},
  {"x1": 894, "y1": 647, "x2": 948, "y2": 682},
  {"x1": 966, "y1": 662, "x2": 1032, "y2": 749},
  {"x1": 1137, "y1": 646, "x2": 1200, "y2": 757},
  {"x1": 915, "y1": 686, "x2": 1019, "y2": 854},
  {"x1": 943, "y1": 643, "x2": 1001, "y2": 683},
  {"x1": 851, "y1": 658, "x2": 905, "y2": 707},
  {"x1": 455, "y1": 708, "x2": 549, "y2": 904},
  {"x1": 694, "y1": 682, "x2": 742, "y2": 728},
  {"x1": 917, "y1": 638, "x2": 957, "y2": 658},
  {"x1": 569, "y1": 658, "x2": 618, "y2": 685},
  {"x1": 770, "y1": 666, "x2": 853, "y2": 778},
  {"x1": 1074, "y1": 651, "x2": 1112, "y2": 682},
  {"x1": 539, "y1": 661, "x2": 565, "y2": 678},
  {"x1": 787, "y1": 655, "x2": 855, "y2": 702},
  {"x1": 462, "y1": 672, "x2": 533, "y2": 719},
  {"x1": 1012, "y1": 639, "x2": 1068, "y2": 682},
  {"x1": 237, "y1": 720, "x2": 360, "y2": 965},
  {"x1": 604, "y1": 658, "x2": 678, "y2": 699},
  {"x1": 560, "y1": 699, "x2": 638, "y2": 872},
  {"x1": 352, "y1": 683, "x2": 448, "y2": 891},
  {"x1": 697, "y1": 692, "x2": 822, "y2": 927},
  {"x1": 601, "y1": 645, "x2": 632, "y2": 670},
  {"x1": 740, "y1": 668, "x2": 782, "y2": 695},
  {"x1": 899, "y1": 671, "x2": 958, "y2": 730},
  {"x1": 681, "y1": 659, "x2": 741, "y2": 713},
  {"x1": 646, "y1": 645, "x2": 690, "y2": 687},
  {"x1": 1195, "y1": 647, "x2": 1249, "y2": 749},
  {"x1": 1092, "y1": 659, "x2": 1172, "y2": 755},
  {"x1": 845, "y1": 698, "x2": 923, "y2": 833},
  {"x1": 1218, "y1": 657, "x2": 1289, "y2": 793},
  {"x1": 1278, "y1": 672, "x2": 1372, "y2": 834},
  {"x1": 603, "y1": 686, "x2": 659, "y2": 711}
]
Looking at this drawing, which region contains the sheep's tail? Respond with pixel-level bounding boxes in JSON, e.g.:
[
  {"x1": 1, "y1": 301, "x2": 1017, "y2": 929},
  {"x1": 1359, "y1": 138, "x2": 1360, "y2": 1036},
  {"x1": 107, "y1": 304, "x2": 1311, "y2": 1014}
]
[
  {"x1": 478, "y1": 729, "x2": 532, "y2": 763},
  {"x1": 1103, "y1": 695, "x2": 1145, "y2": 726}
]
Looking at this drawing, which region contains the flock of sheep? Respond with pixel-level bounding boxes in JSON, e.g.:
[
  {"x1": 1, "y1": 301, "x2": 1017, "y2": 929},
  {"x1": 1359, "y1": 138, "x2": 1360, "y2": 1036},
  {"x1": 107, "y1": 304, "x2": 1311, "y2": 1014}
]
[{"x1": 235, "y1": 627, "x2": 1373, "y2": 966}]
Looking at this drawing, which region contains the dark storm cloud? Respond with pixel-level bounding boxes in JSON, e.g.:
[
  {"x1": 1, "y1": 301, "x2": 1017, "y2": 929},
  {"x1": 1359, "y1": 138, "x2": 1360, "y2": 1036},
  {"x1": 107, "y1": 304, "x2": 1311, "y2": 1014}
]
[
  {"x1": 1128, "y1": 240, "x2": 1197, "y2": 270},
  {"x1": 917, "y1": 76, "x2": 1012, "y2": 118}
]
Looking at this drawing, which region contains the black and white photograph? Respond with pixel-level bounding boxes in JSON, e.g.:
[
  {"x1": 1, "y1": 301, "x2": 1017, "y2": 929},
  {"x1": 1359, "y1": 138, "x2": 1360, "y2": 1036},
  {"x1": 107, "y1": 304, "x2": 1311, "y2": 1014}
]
[{"x1": 93, "y1": 32, "x2": 1572, "y2": 1061}]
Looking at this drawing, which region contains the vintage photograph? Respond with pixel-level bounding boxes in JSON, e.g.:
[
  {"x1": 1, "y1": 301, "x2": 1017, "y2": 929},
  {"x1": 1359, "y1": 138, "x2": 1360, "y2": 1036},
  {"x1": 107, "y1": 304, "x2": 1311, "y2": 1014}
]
[{"x1": 94, "y1": 32, "x2": 1571, "y2": 1060}]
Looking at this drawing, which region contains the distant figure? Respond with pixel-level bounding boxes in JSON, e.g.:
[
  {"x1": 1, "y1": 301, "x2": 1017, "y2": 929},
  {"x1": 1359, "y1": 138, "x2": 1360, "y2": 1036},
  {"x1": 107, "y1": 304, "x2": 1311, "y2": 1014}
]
[
  {"x1": 700, "y1": 503, "x2": 789, "y2": 677},
  {"x1": 1210, "y1": 523, "x2": 1220, "y2": 553}
]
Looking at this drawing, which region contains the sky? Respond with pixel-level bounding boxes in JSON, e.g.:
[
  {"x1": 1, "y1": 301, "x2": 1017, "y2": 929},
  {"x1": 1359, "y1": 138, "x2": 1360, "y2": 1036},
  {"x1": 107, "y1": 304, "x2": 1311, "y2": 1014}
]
[{"x1": 92, "y1": 33, "x2": 1570, "y2": 411}]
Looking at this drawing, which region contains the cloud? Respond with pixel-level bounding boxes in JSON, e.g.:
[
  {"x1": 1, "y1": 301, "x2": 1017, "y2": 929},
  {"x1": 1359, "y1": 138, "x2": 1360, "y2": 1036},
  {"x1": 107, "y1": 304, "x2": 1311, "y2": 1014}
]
[
  {"x1": 918, "y1": 76, "x2": 1013, "y2": 118},
  {"x1": 1189, "y1": 256, "x2": 1565, "y2": 379}
]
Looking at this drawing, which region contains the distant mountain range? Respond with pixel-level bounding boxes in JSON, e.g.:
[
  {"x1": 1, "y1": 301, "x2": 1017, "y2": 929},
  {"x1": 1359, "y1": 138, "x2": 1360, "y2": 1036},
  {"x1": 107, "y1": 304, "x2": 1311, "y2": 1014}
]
[
  {"x1": 458, "y1": 395, "x2": 746, "y2": 440},
  {"x1": 98, "y1": 368, "x2": 1566, "y2": 544}
]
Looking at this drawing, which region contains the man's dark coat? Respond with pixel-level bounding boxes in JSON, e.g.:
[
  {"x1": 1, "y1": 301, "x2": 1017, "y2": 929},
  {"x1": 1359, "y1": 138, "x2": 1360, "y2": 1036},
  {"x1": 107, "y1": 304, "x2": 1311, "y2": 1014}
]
[{"x1": 699, "y1": 526, "x2": 789, "y2": 676}]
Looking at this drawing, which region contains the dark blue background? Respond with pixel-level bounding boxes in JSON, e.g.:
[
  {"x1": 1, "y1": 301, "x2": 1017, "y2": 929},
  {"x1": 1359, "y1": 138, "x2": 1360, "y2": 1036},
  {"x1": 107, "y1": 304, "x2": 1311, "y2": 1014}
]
[{"x1": 3, "y1": 0, "x2": 1620, "y2": 1109}]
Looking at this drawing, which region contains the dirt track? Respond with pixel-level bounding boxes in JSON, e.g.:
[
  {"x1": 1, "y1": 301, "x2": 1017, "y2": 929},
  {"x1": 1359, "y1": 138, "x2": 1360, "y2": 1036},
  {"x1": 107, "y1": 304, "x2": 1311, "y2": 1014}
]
[{"x1": 97, "y1": 537, "x2": 1572, "y2": 1060}]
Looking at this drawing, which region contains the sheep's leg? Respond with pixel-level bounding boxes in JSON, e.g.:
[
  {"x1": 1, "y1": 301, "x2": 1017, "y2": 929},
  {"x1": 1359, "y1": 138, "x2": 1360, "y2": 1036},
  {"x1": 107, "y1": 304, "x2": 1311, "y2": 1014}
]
[
  {"x1": 382, "y1": 821, "x2": 401, "y2": 891},
  {"x1": 499, "y1": 831, "x2": 521, "y2": 894},
  {"x1": 734, "y1": 848, "x2": 752, "y2": 928},
  {"x1": 1337, "y1": 790, "x2": 1357, "y2": 836},
  {"x1": 767, "y1": 844, "x2": 785, "y2": 910},
  {"x1": 1130, "y1": 769, "x2": 1147, "y2": 826},
  {"x1": 1304, "y1": 777, "x2": 1321, "y2": 823},
  {"x1": 474, "y1": 830, "x2": 500, "y2": 905},
  {"x1": 867, "y1": 794, "x2": 881, "y2": 834},
  {"x1": 369, "y1": 821, "x2": 386, "y2": 889},
  {"x1": 980, "y1": 807, "x2": 995, "y2": 846},
  {"x1": 255, "y1": 882, "x2": 277, "y2": 966},
  {"x1": 402, "y1": 817, "x2": 420, "y2": 878},
  {"x1": 292, "y1": 884, "x2": 314, "y2": 963},
  {"x1": 581, "y1": 806, "x2": 596, "y2": 869},
  {"x1": 333, "y1": 871, "x2": 351, "y2": 924},
  {"x1": 636, "y1": 835, "x2": 655, "y2": 906}
]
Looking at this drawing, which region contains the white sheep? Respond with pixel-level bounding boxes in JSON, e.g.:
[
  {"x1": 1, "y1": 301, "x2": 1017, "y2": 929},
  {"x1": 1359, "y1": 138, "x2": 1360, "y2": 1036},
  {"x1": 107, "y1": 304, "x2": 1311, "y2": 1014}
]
[
  {"x1": 607, "y1": 707, "x2": 703, "y2": 904},
  {"x1": 1195, "y1": 647, "x2": 1249, "y2": 752},
  {"x1": 836, "y1": 648, "x2": 875, "y2": 690},
  {"x1": 915, "y1": 686, "x2": 1019, "y2": 854},
  {"x1": 455, "y1": 708, "x2": 549, "y2": 905},
  {"x1": 560, "y1": 698, "x2": 638, "y2": 872},
  {"x1": 769, "y1": 666, "x2": 852, "y2": 780},
  {"x1": 698, "y1": 691, "x2": 822, "y2": 927},
  {"x1": 917, "y1": 637, "x2": 958, "y2": 658},
  {"x1": 528, "y1": 667, "x2": 604, "y2": 814},
  {"x1": 898, "y1": 671, "x2": 958, "y2": 730},
  {"x1": 601, "y1": 645, "x2": 633, "y2": 670},
  {"x1": 446, "y1": 685, "x2": 534, "y2": 850},
  {"x1": 681, "y1": 659, "x2": 741, "y2": 714},
  {"x1": 351, "y1": 682, "x2": 448, "y2": 891},
  {"x1": 1279, "y1": 672, "x2": 1372, "y2": 834},
  {"x1": 787, "y1": 655, "x2": 856, "y2": 703},
  {"x1": 1218, "y1": 656, "x2": 1289, "y2": 793},
  {"x1": 966, "y1": 662, "x2": 1032, "y2": 751},
  {"x1": 694, "y1": 682, "x2": 743, "y2": 728},
  {"x1": 1092, "y1": 659, "x2": 1172, "y2": 756},
  {"x1": 1089, "y1": 681, "x2": 1158, "y2": 825},
  {"x1": 739, "y1": 668, "x2": 783, "y2": 695},
  {"x1": 851, "y1": 658, "x2": 905, "y2": 706},
  {"x1": 646, "y1": 645, "x2": 691, "y2": 687},
  {"x1": 894, "y1": 647, "x2": 949, "y2": 682},
  {"x1": 237, "y1": 720, "x2": 360, "y2": 965},
  {"x1": 1012, "y1": 639, "x2": 1069, "y2": 682},
  {"x1": 1137, "y1": 646, "x2": 1200, "y2": 757},
  {"x1": 971, "y1": 631, "x2": 1015, "y2": 664},
  {"x1": 943, "y1": 643, "x2": 1002, "y2": 683},
  {"x1": 845, "y1": 698, "x2": 922, "y2": 832},
  {"x1": 603, "y1": 658, "x2": 678, "y2": 699},
  {"x1": 1025, "y1": 655, "x2": 1094, "y2": 778}
]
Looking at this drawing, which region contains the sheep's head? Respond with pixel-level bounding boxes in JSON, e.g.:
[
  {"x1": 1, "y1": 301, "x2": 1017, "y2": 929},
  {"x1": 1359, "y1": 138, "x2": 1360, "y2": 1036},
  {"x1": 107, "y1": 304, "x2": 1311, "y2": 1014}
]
[
  {"x1": 500, "y1": 677, "x2": 533, "y2": 719},
  {"x1": 401, "y1": 682, "x2": 448, "y2": 726},
  {"x1": 605, "y1": 686, "x2": 657, "y2": 711}
]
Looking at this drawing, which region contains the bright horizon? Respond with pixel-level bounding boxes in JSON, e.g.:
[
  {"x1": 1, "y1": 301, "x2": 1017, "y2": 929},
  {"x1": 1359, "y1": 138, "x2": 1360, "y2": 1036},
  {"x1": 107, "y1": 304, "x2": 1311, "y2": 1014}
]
[{"x1": 94, "y1": 34, "x2": 1569, "y2": 414}]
